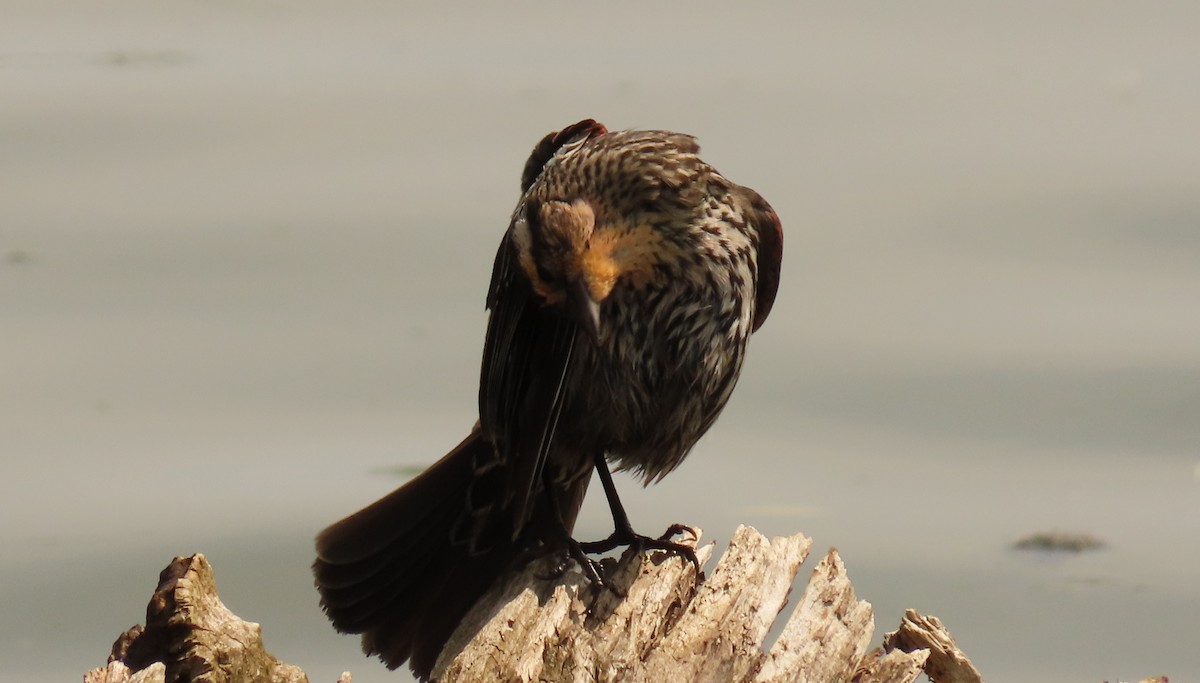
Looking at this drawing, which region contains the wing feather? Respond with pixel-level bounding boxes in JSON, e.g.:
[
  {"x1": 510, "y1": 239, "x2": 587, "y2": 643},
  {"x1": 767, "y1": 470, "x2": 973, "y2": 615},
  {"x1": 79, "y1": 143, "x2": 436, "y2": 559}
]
[
  {"x1": 740, "y1": 188, "x2": 783, "y2": 332},
  {"x1": 478, "y1": 233, "x2": 579, "y2": 538}
]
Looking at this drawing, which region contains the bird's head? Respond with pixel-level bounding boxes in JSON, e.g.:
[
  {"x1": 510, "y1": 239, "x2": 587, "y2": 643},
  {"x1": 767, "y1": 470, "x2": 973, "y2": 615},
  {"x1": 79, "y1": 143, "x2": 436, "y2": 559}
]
[{"x1": 510, "y1": 197, "x2": 668, "y2": 341}]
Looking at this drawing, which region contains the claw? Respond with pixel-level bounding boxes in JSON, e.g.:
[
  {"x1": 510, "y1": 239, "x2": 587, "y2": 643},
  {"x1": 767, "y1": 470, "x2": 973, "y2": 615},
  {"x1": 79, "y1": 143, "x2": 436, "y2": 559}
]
[
  {"x1": 579, "y1": 525, "x2": 702, "y2": 576},
  {"x1": 567, "y1": 538, "x2": 607, "y2": 587},
  {"x1": 659, "y1": 522, "x2": 696, "y2": 542},
  {"x1": 524, "y1": 541, "x2": 608, "y2": 587}
]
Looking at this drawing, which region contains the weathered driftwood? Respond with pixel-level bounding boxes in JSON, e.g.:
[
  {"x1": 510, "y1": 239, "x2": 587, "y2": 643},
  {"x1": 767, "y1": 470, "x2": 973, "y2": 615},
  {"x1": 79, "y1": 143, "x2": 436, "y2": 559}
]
[
  {"x1": 880, "y1": 610, "x2": 983, "y2": 683},
  {"x1": 87, "y1": 528, "x2": 984, "y2": 683},
  {"x1": 84, "y1": 554, "x2": 324, "y2": 683},
  {"x1": 434, "y1": 525, "x2": 979, "y2": 683}
]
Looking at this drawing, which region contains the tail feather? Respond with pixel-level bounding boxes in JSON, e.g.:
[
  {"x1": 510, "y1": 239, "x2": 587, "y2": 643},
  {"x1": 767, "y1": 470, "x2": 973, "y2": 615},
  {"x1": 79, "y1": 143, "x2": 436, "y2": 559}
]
[
  {"x1": 315, "y1": 552, "x2": 437, "y2": 631},
  {"x1": 409, "y1": 559, "x2": 497, "y2": 675},
  {"x1": 314, "y1": 505, "x2": 450, "y2": 594},
  {"x1": 313, "y1": 428, "x2": 517, "y2": 680},
  {"x1": 315, "y1": 433, "x2": 476, "y2": 562}
]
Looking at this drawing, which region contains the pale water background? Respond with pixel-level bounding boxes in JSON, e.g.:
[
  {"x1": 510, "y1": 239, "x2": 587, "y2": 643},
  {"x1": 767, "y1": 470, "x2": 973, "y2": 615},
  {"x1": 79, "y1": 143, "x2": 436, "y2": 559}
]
[{"x1": 3, "y1": 2, "x2": 1199, "y2": 681}]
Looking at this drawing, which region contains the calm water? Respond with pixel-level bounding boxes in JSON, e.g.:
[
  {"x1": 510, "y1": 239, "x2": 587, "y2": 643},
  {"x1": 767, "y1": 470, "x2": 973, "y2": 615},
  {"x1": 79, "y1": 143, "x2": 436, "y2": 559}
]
[{"x1": 3, "y1": 3, "x2": 1198, "y2": 681}]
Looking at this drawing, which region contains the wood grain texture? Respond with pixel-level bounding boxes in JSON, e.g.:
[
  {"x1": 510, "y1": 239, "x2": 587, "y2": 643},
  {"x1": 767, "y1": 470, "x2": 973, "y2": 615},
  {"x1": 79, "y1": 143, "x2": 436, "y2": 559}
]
[
  {"x1": 85, "y1": 530, "x2": 984, "y2": 683},
  {"x1": 84, "y1": 554, "x2": 308, "y2": 683},
  {"x1": 434, "y1": 525, "x2": 975, "y2": 683}
]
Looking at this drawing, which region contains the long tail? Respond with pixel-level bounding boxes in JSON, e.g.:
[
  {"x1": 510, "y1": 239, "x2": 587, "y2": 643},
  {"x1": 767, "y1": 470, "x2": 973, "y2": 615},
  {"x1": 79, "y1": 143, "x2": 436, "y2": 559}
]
[{"x1": 313, "y1": 428, "x2": 515, "y2": 680}]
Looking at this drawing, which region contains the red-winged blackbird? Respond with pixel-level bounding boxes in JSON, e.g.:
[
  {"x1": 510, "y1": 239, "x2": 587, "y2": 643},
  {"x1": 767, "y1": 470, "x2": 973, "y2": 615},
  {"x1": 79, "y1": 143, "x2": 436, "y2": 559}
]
[{"x1": 313, "y1": 119, "x2": 782, "y2": 680}]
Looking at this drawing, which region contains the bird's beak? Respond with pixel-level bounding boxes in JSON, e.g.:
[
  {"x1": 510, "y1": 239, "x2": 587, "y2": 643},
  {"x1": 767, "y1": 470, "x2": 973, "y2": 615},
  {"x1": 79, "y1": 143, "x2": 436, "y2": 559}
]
[{"x1": 569, "y1": 278, "x2": 602, "y2": 343}]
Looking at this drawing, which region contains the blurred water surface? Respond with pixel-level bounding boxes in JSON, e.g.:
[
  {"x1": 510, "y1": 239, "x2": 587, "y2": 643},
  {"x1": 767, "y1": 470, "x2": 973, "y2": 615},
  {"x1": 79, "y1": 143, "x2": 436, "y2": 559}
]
[{"x1": 3, "y1": 2, "x2": 1198, "y2": 681}]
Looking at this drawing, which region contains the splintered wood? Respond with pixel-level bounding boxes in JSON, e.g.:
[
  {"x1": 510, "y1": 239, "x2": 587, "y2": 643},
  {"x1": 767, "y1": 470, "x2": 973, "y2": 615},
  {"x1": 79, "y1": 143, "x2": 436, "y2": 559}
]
[
  {"x1": 84, "y1": 529, "x2": 986, "y2": 683},
  {"x1": 434, "y1": 525, "x2": 981, "y2": 683},
  {"x1": 83, "y1": 554, "x2": 309, "y2": 683}
]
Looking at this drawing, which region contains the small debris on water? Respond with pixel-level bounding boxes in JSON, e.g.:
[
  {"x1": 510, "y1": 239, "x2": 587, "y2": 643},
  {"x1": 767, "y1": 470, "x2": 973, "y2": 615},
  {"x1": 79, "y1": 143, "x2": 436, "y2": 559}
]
[{"x1": 1014, "y1": 532, "x2": 1105, "y2": 553}]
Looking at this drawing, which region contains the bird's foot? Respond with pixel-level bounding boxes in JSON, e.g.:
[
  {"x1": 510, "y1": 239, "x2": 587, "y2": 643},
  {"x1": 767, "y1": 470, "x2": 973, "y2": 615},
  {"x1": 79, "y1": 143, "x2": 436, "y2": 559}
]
[
  {"x1": 527, "y1": 538, "x2": 608, "y2": 587},
  {"x1": 579, "y1": 522, "x2": 701, "y2": 575}
]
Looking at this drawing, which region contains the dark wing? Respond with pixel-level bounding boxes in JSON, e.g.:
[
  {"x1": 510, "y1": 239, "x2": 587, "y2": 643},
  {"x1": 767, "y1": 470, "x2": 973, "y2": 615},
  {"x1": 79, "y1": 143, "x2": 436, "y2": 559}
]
[
  {"x1": 740, "y1": 187, "x2": 783, "y2": 332},
  {"x1": 469, "y1": 119, "x2": 610, "y2": 539},
  {"x1": 477, "y1": 234, "x2": 578, "y2": 539}
]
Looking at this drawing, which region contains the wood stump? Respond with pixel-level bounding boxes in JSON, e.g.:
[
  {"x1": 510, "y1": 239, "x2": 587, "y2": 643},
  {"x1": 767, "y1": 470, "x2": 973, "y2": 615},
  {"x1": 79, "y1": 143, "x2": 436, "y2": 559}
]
[{"x1": 86, "y1": 526, "x2": 986, "y2": 683}]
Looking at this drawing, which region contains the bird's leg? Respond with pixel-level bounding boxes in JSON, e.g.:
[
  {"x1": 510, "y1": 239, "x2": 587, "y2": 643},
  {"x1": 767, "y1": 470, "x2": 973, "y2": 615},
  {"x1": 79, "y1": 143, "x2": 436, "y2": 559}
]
[
  {"x1": 579, "y1": 453, "x2": 701, "y2": 574},
  {"x1": 528, "y1": 472, "x2": 608, "y2": 586}
]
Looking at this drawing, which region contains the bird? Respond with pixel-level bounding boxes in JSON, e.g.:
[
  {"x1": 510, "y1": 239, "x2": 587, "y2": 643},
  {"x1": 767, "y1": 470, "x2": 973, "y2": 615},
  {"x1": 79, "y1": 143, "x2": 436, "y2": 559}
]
[{"x1": 313, "y1": 119, "x2": 782, "y2": 681}]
